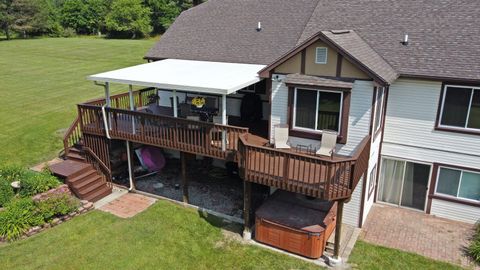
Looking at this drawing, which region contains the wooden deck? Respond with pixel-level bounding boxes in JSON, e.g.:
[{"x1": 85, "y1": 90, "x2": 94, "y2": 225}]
[
  {"x1": 238, "y1": 134, "x2": 371, "y2": 200},
  {"x1": 64, "y1": 88, "x2": 371, "y2": 201}
]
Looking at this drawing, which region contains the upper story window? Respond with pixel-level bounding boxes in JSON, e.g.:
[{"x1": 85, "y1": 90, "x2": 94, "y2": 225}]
[
  {"x1": 438, "y1": 85, "x2": 480, "y2": 131},
  {"x1": 373, "y1": 87, "x2": 385, "y2": 134},
  {"x1": 315, "y1": 47, "x2": 328, "y2": 64},
  {"x1": 293, "y1": 88, "x2": 343, "y2": 133},
  {"x1": 436, "y1": 166, "x2": 480, "y2": 202}
]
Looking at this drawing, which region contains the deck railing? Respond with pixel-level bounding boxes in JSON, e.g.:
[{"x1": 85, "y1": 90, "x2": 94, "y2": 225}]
[
  {"x1": 63, "y1": 88, "x2": 157, "y2": 154},
  {"x1": 238, "y1": 134, "x2": 371, "y2": 200},
  {"x1": 78, "y1": 104, "x2": 249, "y2": 161}
]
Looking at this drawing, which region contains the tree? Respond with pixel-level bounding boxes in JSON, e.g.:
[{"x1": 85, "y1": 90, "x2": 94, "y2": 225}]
[
  {"x1": 61, "y1": 0, "x2": 109, "y2": 35},
  {"x1": 144, "y1": 0, "x2": 179, "y2": 33},
  {"x1": 12, "y1": 0, "x2": 48, "y2": 37},
  {"x1": 106, "y1": 0, "x2": 152, "y2": 38},
  {"x1": 0, "y1": 0, "x2": 14, "y2": 39}
]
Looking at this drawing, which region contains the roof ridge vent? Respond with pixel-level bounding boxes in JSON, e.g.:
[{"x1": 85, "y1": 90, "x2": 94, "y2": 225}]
[{"x1": 330, "y1": 30, "x2": 351, "y2": 34}]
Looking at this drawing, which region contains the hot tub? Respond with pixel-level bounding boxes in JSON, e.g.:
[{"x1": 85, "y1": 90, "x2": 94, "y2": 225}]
[{"x1": 255, "y1": 190, "x2": 337, "y2": 259}]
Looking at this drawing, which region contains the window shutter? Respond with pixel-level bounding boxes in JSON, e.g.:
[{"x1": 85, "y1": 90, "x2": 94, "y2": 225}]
[{"x1": 315, "y1": 47, "x2": 328, "y2": 64}]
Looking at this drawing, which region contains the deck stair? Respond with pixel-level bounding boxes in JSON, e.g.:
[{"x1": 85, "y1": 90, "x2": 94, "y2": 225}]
[
  {"x1": 65, "y1": 147, "x2": 86, "y2": 162},
  {"x1": 50, "y1": 159, "x2": 112, "y2": 202}
]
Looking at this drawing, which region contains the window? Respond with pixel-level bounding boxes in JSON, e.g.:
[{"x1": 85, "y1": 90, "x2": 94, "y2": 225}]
[
  {"x1": 373, "y1": 87, "x2": 385, "y2": 134},
  {"x1": 293, "y1": 88, "x2": 343, "y2": 132},
  {"x1": 315, "y1": 47, "x2": 328, "y2": 64},
  {"x1": 436, "y1": 167, "x2": 480, "y2": 201},
  {"x1": 439, "y1": 85, "x2": 480, "y2": 131}
]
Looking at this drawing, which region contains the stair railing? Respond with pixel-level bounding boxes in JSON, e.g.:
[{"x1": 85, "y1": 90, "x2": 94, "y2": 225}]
[
  {"x1": 63, "y1": 116, "x2": 81, "y2": 155},
  {"x1": 83, "y1": 146, "x2": 112, "y2": 187}
]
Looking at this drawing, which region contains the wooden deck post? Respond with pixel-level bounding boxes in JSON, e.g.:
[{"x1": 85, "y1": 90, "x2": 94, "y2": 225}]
[
  {"x1": 243, "y1": 180, "x2": 252, "y2": 240},
  {"x1": 333, "y1": 199, "x2": 345, "y2": 260},
  {"x1": 180, "y1": 151, "x2": 189, "y2": 204}
]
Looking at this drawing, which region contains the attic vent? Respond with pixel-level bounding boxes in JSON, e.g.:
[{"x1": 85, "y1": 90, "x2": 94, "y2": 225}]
[{"x1": 315, "y1": 47, "x2": 328, "y2": 64}]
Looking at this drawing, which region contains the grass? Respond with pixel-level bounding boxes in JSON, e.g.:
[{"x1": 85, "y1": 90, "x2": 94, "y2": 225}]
[
  {"x1": 0, "y1": 200, "x2": 319, "y2": 270},
  {"x1": 349, "y1": 240, "x2": 464, "y2": 270},
  {"x1": 0, "y1": 37, "x2": 155, "y2": 166}
]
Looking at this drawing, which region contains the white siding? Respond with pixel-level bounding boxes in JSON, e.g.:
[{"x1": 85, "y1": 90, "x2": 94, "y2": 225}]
[
  {"x1": 383, "y1": 79, "x2": 480, "y2": 169},
  {"x1": 343, "y1": 176, "x2": 363, "y2": 227},
  {"x1": 361, "y1": 133, "x2": 382, "y2": 226},
  {"x1": 381, "y1": 78, "x2": 480, "y2": 223},
  {"x1": 430, "y1": 199, "x2": 480, "y2": 224},
  {"x1": 270, "y1": 74, "x2": 373, "y2": 156},
  {"x1": 270, "y1": 75, "x2": 289, "y2": 143}
]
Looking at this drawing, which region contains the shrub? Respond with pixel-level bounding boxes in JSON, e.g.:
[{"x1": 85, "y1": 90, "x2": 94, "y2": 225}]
[
  {"x1": 0, "y1": 164, "x2": 28, "y2": 183},
  {"x1": 0, "y1": 198, "x2": 44, "y2": 241},
  {"x1": 61, "y1": 27, "x2": 77, "y2": 38},
  {"x1": 0, "y1": 180, "x2": 15, "y2": 207},
  {"x1": 470, "y1": 222, "x2": 480, "y2": 263},
  {"x1": 19, "y1": 171, "x2": 61, "y2": 197},
  {"x1": 36, "y1": 193, "x2": 79, "y2": 222}
]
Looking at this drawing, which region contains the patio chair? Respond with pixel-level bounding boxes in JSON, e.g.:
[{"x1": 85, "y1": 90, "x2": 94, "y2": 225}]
[
  {"x1": 186, "y1": 115, "x2": 200, "y2": 129},
  {"x1": 274, "y1": 124, "x2": 291, "y2": 149},
  {"x1": 316, "y1": 130, "x2": 337, "y2": 157}
]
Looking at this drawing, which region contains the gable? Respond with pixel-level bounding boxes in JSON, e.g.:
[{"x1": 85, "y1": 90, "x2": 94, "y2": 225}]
[{"x1": 273, "y1": 40, "x2": 369, "y2": 79}]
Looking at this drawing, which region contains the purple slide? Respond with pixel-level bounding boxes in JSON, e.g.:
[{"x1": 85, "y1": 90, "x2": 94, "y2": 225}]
[{"x1": 139, "y1": 146, "x2": 166, "y2": 172}]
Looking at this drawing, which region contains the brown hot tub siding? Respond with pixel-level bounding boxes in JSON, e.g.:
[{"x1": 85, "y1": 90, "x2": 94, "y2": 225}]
[{"x1": 255, "y1": 191, "x2": 337, "y2": 259}]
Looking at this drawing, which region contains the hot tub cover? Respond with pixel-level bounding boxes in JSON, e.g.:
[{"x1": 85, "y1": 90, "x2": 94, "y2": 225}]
[{"x1": 256, "y1": 190, "x2": 336, "y2": 233}]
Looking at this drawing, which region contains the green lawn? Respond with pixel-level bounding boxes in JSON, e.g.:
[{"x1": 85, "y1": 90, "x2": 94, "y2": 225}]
[
  {"x1": 0, "y1": 37, "x2": 155, "y2": 166},
  {"x1": 349, "y1": 240, "x2": 464, "y2": 270},
  {"x1": 0, "y1": 201, "x2": 319, "y2": 270}
]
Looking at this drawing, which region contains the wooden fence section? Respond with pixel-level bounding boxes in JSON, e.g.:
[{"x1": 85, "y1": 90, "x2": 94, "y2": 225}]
[
  {"x1": 78, "y1": 104, "x2": 249, "y2": 161},
  {"x1": 238, "y1": 134, "x2": 371, "y2": 201}
]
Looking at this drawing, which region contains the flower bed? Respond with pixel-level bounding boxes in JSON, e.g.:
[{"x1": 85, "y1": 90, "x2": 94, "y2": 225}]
[{"x1": 0, "y1": 165, "x2": 93, "y2": 242}]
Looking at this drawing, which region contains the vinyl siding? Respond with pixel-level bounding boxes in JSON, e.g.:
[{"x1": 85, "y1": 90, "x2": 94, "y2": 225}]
[
  {"x1": 430, "y1": 199, "x2": 480, "y2": 224},
  {"x1": 270, "y1": 74, "x2": 373, "y2": 156},
  {"x1": 361, "y1": 133, "x2": 382, "y2": 226},
  {"x1": 383, "y1": 79, "x2": 480, "y2": 169},
  {"x1": 343, "y1": 176, "x2": 363, "y2": 227},
  {"x1": 381, "y1": 78, "x2": 480, "y2": 223}
]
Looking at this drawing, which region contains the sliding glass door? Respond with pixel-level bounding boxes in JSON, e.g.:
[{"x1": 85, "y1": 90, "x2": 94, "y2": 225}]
[{"x1": 378, "y1": 158, "x2": 431, "y2": 211}]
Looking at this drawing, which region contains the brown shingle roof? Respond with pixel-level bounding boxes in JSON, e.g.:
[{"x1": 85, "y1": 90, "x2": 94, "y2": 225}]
[
  {"x1": 145, "y1": 0, "x2": 320, "y2": 65},
  {"x1": 146, "y1": 0, "x2": 480, "y2": 82},
  {"x1": 320, "y1": 30, "x2": 398, "y2": 84}
]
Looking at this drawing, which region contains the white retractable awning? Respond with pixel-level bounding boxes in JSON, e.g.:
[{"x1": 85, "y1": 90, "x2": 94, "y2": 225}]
[{"x1": 88, "y1": 59, "x2": 266, "y2": 95}]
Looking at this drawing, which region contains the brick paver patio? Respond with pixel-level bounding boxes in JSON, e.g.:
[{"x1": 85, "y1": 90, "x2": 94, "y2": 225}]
[
  {"x1": 361, "y1": 203, "x2": 477, "y2": 269},
  {"x1": 99, "y1": 193, "x2": 156, "y2": 218}
]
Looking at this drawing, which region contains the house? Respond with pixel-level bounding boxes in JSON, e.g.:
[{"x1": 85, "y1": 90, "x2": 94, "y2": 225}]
[{"x1": 54, "y1": 0, "x2": 480, "y2": 262}]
